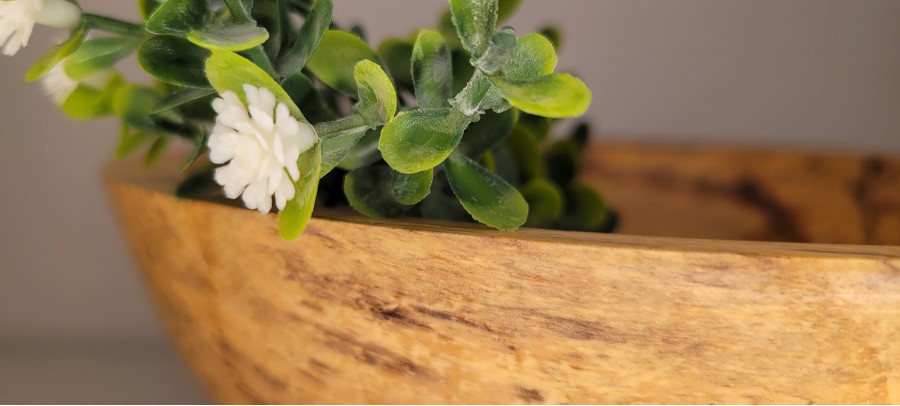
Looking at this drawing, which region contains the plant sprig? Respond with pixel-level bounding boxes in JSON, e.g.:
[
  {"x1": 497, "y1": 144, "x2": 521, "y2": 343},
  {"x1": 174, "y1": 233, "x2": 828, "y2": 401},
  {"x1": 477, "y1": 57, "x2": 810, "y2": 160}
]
[{"x1": 7, "y1": 0, "x2": 616, "y2": 240}]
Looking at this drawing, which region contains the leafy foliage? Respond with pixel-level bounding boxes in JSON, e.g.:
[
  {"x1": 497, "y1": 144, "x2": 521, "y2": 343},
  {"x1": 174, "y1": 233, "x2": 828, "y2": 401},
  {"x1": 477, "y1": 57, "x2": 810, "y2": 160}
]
[{"x1": 15, "y1": 0, "x2": 616, "y2": 240}]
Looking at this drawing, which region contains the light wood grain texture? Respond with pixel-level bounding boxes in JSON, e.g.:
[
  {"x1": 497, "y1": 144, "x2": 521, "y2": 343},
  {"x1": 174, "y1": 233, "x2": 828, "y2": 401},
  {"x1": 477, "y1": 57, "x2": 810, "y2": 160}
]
[{"x1": 105, "y1": 143, "x2": 900, "y2": 404}]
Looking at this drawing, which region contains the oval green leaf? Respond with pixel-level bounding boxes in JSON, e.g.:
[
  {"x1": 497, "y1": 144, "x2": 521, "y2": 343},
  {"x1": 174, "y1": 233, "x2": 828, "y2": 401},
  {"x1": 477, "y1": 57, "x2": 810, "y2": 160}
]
[
  {"x1": 379, "y1": 108, "x2": 470, "y2": 174},
  {"x1": 344, "y1": 165, "x2": 409, "y2": 218},
  {"x1": 307, "y1": 30, "x2": 381, "y2": 96},
  {"x1": 188, "y1": 23, "x2": 270, "y2": 51},
  {"x1": 558, "y1": 182, "x2": 608, "y2": 232},
  {"x1": 445, "y1": 152, "x2": 528, "y2": 231},
  {"x1": 64, "y1": 37, "x2": 142, "y2": 80},
  {"x1": 449, "y1": 0, "x2": 498, "y2": 58},
  {"x1": 520, "y1": 178, "x2": 564, "y2": 228},
  {"x1": 377, "y1": 39, "x2": 413, "y2": 90},
  {"x1": 145, "y1": 0, "x2": 210, "y2": 35},
  {"x1": 490, "y1": 73, "x2": 591, "y2": 118},
  {"x1": 391, "y1": 168, "x2": 433, "y2": 205},
  {"x1": 353, "y1": 60, "x2": 397, "y2": 126},
  {"x1": 205, "y1": 49, "x2": 302, "y2": 117},
  {"x1": 151, "y1": 88, "x2": 216, "y2": 115},
  {"x1": 412, "y1": 30, "x2": 452, "y2": 109},
  {"x1": 139, "y1": 35, "x2": 211, "y2": 88},
  {"x1": 502, "y1": 33, "x2": 557, "y2": 81}
]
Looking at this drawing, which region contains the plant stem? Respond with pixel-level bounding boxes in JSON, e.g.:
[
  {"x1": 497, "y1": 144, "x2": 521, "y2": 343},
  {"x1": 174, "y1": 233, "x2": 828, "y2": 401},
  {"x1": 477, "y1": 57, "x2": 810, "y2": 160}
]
[
  {"x1": 223, "y1": 0, "x2": 253, "y2": 24},
  {"x1": 83, "y1": 14, "x2": 147, "y2": 38}
]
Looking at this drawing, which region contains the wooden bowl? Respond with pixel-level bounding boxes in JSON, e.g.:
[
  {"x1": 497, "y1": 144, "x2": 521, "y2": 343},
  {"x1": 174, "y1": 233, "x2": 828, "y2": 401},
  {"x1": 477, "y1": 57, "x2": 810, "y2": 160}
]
[{"x1": 104, "y1": 142, "x2": 900, "y2": 404}]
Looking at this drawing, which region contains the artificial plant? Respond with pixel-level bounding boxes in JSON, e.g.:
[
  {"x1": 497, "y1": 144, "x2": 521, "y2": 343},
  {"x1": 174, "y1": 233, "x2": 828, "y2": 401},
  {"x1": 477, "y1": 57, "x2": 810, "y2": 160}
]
[{"x1": 2, "y1": 0, "x2": 617, "y2": 240}]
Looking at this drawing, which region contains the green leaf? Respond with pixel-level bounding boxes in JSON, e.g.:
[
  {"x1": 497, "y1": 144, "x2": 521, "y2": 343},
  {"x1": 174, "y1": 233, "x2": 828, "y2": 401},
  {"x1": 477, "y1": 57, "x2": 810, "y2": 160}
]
[
  {"x1": 420, "y1": 179, "x2": 471, "y2": 222},
  {"x1": 276, "y1": 0, "x2": 332, "y2": 76},
  {"x1": 391, "y1": 168, "x2": 433, "y2": 205},
  {"x1": 449, "y1": 0, "x2": 498, "y2": 58},
  {"x1": 502, "y1": 33, "x2": 557, "y2": 81},
  {"x1": 344, "y1": 165, "x2": 410, "y2": 218},
  {"x1": 558, "y1": 182, "x2": 608, "y2": 232},
  {"x1": 205, "y1": 50, "x2": 303, "y2": 117},
  {"x1": 490, "y1": 143, "x2": 520, "y2": 186},
  {"x1": 377, "y1": 39, "x2": 413, "y2": 90},
  {"x1": 445, "y1": 152, "x2": 528, "y2": 231},
  {"x1": 569, "y1": 122, "x2": 590, "y2": 150},
  {"x1": 490, "y1": 73, "x2": 591, "y2": 118},
  {"x1": 151, "y1": 88, "x2": 216, "y2": 115},
  {"x1": 539, "y1": 26, "x2": 562, "y2": 49},
  {"x1": 337, "y1": 128, "x2": 382, "y2": 171},
  {"x1": 520, "y1": 178, "x2": 564, "y2": 228},
  {"x1": 138, "y1": 35, "x2": 211, "y2": 88},
  {"x1": 116, "y1": 124, "x2": 154, "y2": 158},
  {"x1": 281, "y1": 72, "x2": 337, "y2": 123},
  {"x1": 459, "y1": 107, "x2": 518, "y2": 157},
  {"x1": 113, "y1": 85, "x2": 165, "y2": 133},
  {"x1": 497, "y1": 0, "x2": 522, "y2": 23},
  {"x1": 379, "y1": 108, "x2": 470, "y2": 174},
  {"x1": 61, "y1": 74, "x2": 125, "y2": 120},
  {"x1": 307, "y1": 30, "x2": 381, "y2": 96},
  {"x1": 64, "y1": 37, "x2": 142, "y2": 80},
  {"x1": 278, "y1": 142, "x2": 322, "y2": 241},
  {"x1": 139, "y1": 0, "x2": 163, "y2": 21},
  {"x1": 544, "y1": 139, "x2": 580, "y2": 185},
  {"x1": 25, "y1": 20, "x2": 87, "y2": 82},
  {"x1": 179, "y1": 132, "x2": 208, "y2": 172},
  {"x1": 505, "y1": 125, "x2": 542, "y2": 182},
  {"x1": 146, "y1": 0, "x2": 210, "y2": 35},
  {"x1": 353, "y1": 60, "x2": 397, "y2": 126},
  {"x1": 474, "y1": 27, "x2": 517, "y2": 75},
  {"x1": 188, "y1": 23, "x2": 270, "y2": 51},
  {"x1": 145, "y1": 136, "x2": 171, "y2": 165},
  {"x1": 411, "y1": 30, "x2": 452, "y2": 109},
  {"x1": 317, "y1": 116, "x2": 371, "y2": 176}
]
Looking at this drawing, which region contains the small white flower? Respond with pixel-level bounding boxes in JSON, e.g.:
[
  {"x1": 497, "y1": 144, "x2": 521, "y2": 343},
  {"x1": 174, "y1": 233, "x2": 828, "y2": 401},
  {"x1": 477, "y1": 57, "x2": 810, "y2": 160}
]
[
  {"x1": 40, "y1": 58, "x2": 113, "y2": 104},
  {"x1": 0, "y1": 0, "x2": 81, "y2": 56},
  {"x1": 209, "y1": 85, "x2": 317, "y2": 214},
  {"x1": 41, "y1": 60, "x2": 76, "y2": 103}
]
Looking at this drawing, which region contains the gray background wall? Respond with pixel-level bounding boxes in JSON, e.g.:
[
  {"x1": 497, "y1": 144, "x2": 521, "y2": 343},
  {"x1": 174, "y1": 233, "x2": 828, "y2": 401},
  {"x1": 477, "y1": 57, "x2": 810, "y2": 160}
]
[{"x1": 1, "y1": 0, "x2": 898, "y2": 403}]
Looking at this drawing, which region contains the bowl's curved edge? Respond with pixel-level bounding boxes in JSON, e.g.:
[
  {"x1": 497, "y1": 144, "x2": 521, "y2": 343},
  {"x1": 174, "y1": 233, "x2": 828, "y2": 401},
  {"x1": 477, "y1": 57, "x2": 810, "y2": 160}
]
[{"x1": 102, "y1": 156, "x2": 900, "y2": 404}]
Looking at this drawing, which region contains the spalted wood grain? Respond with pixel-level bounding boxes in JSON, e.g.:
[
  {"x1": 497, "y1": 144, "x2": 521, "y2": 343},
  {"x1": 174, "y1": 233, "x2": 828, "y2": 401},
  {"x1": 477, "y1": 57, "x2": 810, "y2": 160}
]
[
  {"x1": 104, "y1": 144, "x2": 900, "y2": 404},
  {"x1": 583, "y1": 142, "x2": 900, "y2": 245}
]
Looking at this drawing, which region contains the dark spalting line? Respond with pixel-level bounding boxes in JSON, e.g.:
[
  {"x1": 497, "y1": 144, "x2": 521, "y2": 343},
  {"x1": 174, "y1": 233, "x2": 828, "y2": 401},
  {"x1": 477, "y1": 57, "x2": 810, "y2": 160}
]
[
  {"x1": 217, "y1": 338, "x2": 289, "y2": 391},
  {"x1": 306, "y1": 227, "x2": 343, "y2": 248},
  {"x1": 884, "y1": 260, "x2": 900, "y2": 274},
  {"x1": 315, "y1": 323, "x2": 433, "y2": 379},
  {"x1": 518, "y1": 387, "x2": 546, "y2": 403},
  {"x1": 589, "y1": 164, "x2": 809, "y2": 243},
  {"x1": 853, "y1": 157, "x2": 886, "y2": 244},
  {"x1": 234, "y1": 382, "x2": 268, "y2": 405},
  {"x1": 297, "y1": 368, "x2": 325, "y2": 384},
  {"x1": 412, "y1": 305, "x2": 499, "y2": 335},
  {"x1": 375, "y1": 308, "x2": 434, "y2": 330},
  {"x1": 536, "y1": 313, "x2": 627, "y2": 343},
  {"x1": 308, "y1": 357, "x2": 332, "y2": 371}
]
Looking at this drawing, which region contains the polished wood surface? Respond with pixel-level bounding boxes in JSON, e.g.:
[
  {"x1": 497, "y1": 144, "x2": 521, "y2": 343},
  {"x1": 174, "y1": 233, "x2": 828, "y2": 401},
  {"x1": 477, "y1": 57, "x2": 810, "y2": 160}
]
[{"x1": 105, "y1": 143, "x2": 900, "y2": 404}]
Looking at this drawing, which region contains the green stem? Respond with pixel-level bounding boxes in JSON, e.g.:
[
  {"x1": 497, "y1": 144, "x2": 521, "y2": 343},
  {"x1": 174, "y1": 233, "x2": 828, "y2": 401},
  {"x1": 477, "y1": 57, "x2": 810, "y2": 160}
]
[
  {"x1": 223, "y1": 0, "x2": 253, "y2": 24},
  {"x1": 83, "y1": 14, "x2": 147, "y2": 38},
  {"x1": 314, "y1": 114, "x2": 370, "y2": 139}
]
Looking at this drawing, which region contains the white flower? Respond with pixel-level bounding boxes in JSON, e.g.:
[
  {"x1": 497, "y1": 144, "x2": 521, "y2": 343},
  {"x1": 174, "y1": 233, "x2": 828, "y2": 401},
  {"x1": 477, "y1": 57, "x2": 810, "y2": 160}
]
[
  {"x1": 0, "y1": 0, "x2": 81, "y2": 56},
  {"x1": 41, "y1": 60, "x2": 76, "y2": 103},
  {"x1": 209, "y1": 85, "x2": 317, "y2": 214},
  {"x1": 40, "y1": 58, "x2": 113, "y2": 104}
]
